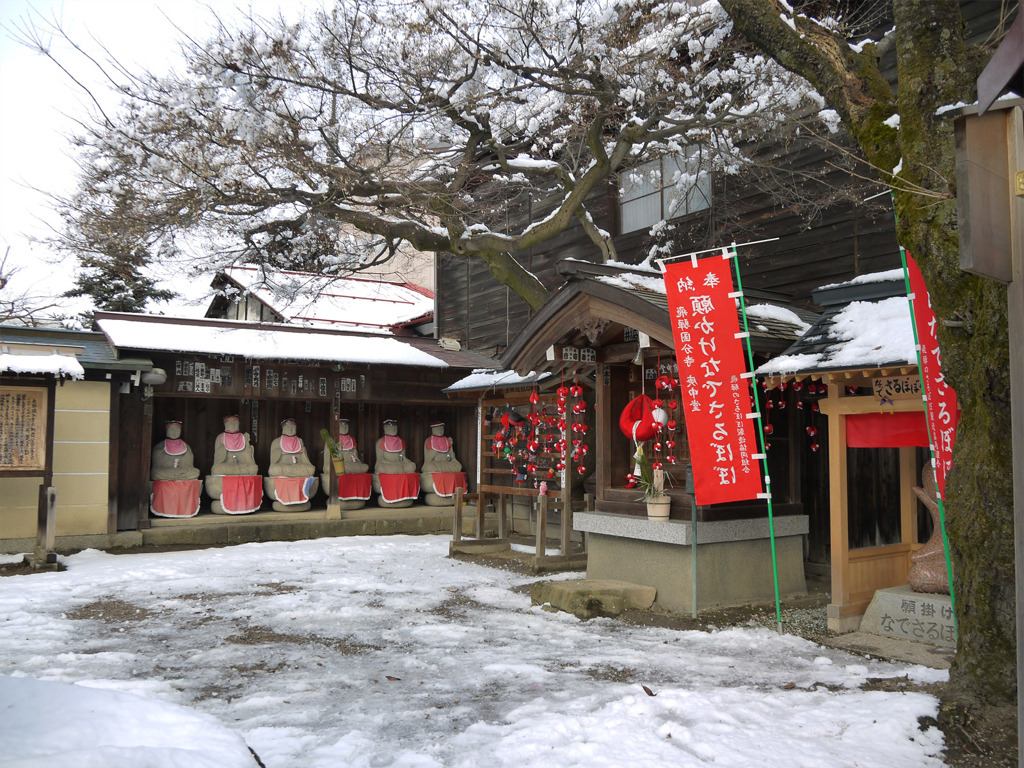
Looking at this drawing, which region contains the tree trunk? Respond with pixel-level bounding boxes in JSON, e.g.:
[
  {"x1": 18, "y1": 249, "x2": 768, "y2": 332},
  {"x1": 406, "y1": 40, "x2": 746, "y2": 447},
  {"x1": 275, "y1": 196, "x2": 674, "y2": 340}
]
[
  {"x1": 891, "y1": 0, "x2": 1015, "y2": 704},
  {"x1": 722, "y1": 0, "x2": 1016, "y2": 703}
]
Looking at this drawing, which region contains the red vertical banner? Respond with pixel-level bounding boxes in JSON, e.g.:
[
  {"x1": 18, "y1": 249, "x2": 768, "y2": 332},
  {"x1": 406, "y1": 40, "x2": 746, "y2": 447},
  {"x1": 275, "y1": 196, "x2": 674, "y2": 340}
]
[
  {"x1": 905, "y1": 252, "x2": 960, "y2": 499},
  {"x1": 663, "y1": 256, "x2": 763, "y2": 505}
]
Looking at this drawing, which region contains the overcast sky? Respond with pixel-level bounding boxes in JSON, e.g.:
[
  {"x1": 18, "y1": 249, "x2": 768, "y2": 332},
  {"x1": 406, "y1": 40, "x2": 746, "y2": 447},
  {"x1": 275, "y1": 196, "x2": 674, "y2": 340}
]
[{"x1": 0, "y1": 0, "x2": 313, "y2": 316}]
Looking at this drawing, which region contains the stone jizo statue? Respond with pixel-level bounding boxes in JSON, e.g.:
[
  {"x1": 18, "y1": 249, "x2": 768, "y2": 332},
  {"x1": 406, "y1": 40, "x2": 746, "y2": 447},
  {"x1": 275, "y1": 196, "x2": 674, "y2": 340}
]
[
  {"x1": 151, "y1": 420, "x2": 200, "y2": 481},
  {"x1": 372, "y1": 419, "x2": 419, "y2": 508},
  {"x1": 206, "y1": 414, "x2": 262, "y2": 515},
  {"x1": 322, "y1": 419, "x2": 371, "y2": 511},
  {"x1": 420, "y1": 421, "x2": 465, "y2": 507}
]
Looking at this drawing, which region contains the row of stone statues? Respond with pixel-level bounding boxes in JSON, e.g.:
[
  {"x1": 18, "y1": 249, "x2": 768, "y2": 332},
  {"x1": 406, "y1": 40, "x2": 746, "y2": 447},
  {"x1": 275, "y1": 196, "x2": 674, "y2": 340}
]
[{"x1": 150, "y1": 416, "x2": 463, "y2": 518}]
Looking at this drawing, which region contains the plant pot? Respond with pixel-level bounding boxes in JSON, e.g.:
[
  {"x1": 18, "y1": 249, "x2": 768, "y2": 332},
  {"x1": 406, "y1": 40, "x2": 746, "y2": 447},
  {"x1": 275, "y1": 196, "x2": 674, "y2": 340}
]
[
  {"x1": 332, "y1": 457, "x2": 346, "y2": 475},
  {"x1": 646, "y1": 495, "x2": 670, "y2": 521}
]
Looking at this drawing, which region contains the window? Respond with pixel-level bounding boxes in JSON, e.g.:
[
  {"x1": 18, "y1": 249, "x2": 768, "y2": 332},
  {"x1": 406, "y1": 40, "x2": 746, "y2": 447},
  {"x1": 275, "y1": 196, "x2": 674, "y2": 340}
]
[{"x1": 619, "y1": 149, "x2": 710, "y2": 234}]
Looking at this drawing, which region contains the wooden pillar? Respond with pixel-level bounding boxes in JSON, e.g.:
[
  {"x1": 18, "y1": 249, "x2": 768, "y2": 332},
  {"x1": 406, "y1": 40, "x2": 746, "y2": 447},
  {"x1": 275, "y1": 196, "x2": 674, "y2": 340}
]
[
  {"x1": 899, "y1": 446, "x2": 919, "y2": 562},
  {"x1": 821, "y1": 377, "x2": 853, "y2": 631},
  {"x1": 536, "y1": 493, "x2": 548, "y2": 557},
  {"x1": 34, "y1": 379, "x2": 58, "y2": 562},
  {"x1": 452, "y1": 486, "x2": 463, "y2": 541},
  {"x1": 34, "y1": 486, "x2": 57, "y2": 564}
]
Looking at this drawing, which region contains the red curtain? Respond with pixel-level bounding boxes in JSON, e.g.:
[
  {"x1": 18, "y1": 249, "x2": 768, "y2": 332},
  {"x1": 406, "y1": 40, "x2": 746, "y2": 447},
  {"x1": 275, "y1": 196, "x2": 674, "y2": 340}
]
[{"x1": 846, "y1": 412, "x2": 929, "y2": 448}]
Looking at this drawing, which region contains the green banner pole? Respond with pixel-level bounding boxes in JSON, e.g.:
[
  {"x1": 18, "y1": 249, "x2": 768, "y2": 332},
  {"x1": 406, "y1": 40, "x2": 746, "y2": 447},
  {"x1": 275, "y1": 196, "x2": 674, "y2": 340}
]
[{"x1": 727, "y1": 245, "x2": 783, "y2": 634}]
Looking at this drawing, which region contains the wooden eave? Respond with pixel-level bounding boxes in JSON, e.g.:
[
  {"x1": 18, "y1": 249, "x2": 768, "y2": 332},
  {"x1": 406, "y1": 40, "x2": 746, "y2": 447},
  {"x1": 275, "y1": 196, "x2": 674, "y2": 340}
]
[
  {"x1": 499, "y1": 280, "x2": 675, "y2": 376},
  {"x1": 761, "y1": 363, "x2": 919, "y2": 389}
]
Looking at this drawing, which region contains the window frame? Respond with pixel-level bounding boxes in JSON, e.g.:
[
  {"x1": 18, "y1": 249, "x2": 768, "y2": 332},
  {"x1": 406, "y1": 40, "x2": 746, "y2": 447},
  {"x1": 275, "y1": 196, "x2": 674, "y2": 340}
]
[{"x1": 618, "y1": 149, "x2": 711, "y2": 235}]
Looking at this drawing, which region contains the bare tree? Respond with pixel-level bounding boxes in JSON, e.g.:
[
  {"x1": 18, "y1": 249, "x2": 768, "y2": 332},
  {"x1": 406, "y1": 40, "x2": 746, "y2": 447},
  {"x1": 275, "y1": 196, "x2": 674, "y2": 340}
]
[
  {"x1": 0, "y1": 247, "x2": 67, "y2": 326},
  {"x1": 16, "y1": 0, "x2": 821, "y2": 310}
]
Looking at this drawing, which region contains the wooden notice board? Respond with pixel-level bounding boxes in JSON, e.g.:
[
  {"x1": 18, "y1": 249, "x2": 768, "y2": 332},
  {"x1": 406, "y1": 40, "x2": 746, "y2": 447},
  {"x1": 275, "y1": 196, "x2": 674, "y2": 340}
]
[{"x1": 0, "y1": 386, "x2": 48, "y2": 472}]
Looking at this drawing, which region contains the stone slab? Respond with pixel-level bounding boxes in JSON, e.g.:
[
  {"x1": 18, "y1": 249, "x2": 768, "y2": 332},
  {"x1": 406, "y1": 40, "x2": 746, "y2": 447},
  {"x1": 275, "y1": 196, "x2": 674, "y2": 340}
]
[
  {"x1": 449, "y1": 539, "x2": 511, "y2": 555},
  {"x1": 531, "y1": 578, "x2": 657, "y2": 620},
  {"x1": 859, "y1": 585, "x2": 956, "y2": 648},
  {"x1": 826, "y1": 632, "x2": 953, "y2": 670}
]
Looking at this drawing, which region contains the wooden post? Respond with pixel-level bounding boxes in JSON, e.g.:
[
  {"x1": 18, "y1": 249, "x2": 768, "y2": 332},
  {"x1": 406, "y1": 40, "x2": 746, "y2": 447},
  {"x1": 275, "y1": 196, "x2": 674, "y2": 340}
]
[
  {"x1": 536, "y1": 493, "x2": 548, "y2": 557},
  {"x1": 560, "y1": 499, "x2": 572, "y2": 555},
  {"x1": 476, "y1": 488, "x2": 487, "y2": 539},
  {"x1": 899, "y1": 446, "x2": 918, "y2": 568},
  {"x1": 34, "y1": 486, "x2": 57, "y2": 564},
  {"x1": 821, "y1": 378, "x2": 851, "y2": 631},
  {"x1": 452, "y1": 486, "x2": 463, "y2": 541},
  {"x1": 497, "y1": 491, "x2": 507, "y2": 540}
]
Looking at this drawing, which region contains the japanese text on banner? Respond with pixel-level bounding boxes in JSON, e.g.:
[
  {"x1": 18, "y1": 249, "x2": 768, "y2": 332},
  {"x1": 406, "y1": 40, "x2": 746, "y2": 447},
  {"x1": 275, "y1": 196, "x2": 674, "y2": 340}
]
[
  {"x1": 663, "y1": 257, "x2": 763, "y2": 505},
  {"x1": 905, "y1": 252, "x2": 960, "y2": 499}
]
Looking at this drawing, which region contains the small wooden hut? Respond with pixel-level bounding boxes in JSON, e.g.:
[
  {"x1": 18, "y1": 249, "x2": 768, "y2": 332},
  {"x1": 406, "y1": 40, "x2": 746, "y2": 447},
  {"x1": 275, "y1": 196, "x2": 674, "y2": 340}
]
[{"x1": 758, "y1": 270, "x2": 935, "y2": 632}]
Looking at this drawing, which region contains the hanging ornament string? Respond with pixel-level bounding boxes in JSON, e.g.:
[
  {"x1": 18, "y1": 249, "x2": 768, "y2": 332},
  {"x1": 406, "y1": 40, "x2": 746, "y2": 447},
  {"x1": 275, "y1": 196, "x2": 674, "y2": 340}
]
[
  {"x1": 569, "y1": 366, "x2": 589, "y2": 475},
  {"x1": 527, "y1": 375, "x2": 541, "y2": 483}
]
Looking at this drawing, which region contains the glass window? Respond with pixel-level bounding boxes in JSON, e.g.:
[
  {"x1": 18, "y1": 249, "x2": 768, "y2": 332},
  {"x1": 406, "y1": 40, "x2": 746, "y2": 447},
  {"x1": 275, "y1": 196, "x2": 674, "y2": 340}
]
[{"x1": 619, "y1": 149, "x2": 710, "y2": 234}]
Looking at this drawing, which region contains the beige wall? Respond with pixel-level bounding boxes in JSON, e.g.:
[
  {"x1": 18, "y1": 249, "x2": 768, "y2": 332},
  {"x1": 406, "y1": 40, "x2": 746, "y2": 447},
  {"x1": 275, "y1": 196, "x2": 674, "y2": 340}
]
[{"x1": 1, "y1": 381, "x2": 111, "y2": 541}]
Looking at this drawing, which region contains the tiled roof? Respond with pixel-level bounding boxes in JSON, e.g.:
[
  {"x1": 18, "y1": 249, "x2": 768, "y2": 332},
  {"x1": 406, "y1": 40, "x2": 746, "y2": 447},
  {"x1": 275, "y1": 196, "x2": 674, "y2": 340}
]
[
  {"x1": 209, "y1": 267, "x2": 433, "y2": 334},
  {"x1": 756, "y1": 270, "x2": 916, "y2": 377}
]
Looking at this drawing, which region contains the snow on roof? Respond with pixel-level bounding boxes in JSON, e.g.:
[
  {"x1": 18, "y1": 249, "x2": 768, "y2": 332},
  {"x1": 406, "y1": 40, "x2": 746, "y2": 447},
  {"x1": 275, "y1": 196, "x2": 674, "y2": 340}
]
[
  {"x1": 97, "y1": 316, "x2": 447, "y2": 368},
  {"x1": 219, "y1": 267, "x2": 434, "y2": 333},
  {"x1": 595, "y1": 272, "x2": 667, "y2": 294},
  {"x1": 0, "y1": 352, "x2": 85, "y2": 379},
  {"x1": 745, "y1": 304, "x2": 811, "y2": 334},
  {"x1": 816, "y1": 268, "x2": 906, "y2": 292},
  {"x1": 757, "y1": 295, "x2": 916, "y2": 376},
  {"x1": 445, "y1": 369, "x2": 551, "y2": 392}
]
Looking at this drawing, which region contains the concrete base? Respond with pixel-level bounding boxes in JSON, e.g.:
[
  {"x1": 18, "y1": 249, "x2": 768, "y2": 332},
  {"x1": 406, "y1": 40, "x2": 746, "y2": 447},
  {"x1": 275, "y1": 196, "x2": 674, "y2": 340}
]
[
  {"x1": 2, "y1": 531, "x2": 144, "y2": 555},
  {"x1": 858, "y1": 585, "x2": 956, "y2": 648},
  {"x1": 575, "y1": 512, "x2": 808, "y2": 614}
]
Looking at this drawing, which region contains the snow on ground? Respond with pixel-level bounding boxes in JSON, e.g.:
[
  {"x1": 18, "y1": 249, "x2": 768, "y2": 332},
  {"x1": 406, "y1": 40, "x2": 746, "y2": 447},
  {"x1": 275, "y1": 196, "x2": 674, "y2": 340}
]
[{"x1": 0, "y1": 536, "x2": 947, "y2": 767}]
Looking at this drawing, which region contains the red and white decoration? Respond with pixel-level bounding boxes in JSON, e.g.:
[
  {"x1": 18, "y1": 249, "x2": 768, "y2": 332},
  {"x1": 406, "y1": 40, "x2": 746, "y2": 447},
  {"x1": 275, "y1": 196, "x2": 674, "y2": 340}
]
[
  {"x1": 270, "y1": 476, "x2": 317, "y2": 505},
  {"x1": 905, "y1": 251, "x2": 961, "y2": 499},
  {"x1": 663, "y1": 255, "x2": 763, "y2": 505},
  {"x1": 218, "y1": 475, "x2": 263, "y2": 515},
  {"x1": 430, "y1": 472, "x2": 467, "y2": 497},
  {"x1": 338, "y1": 473, "x2": 373, "y2": 501},
  {"x1": 150, "y1": 480, "x2": 202, "y2": 518}
]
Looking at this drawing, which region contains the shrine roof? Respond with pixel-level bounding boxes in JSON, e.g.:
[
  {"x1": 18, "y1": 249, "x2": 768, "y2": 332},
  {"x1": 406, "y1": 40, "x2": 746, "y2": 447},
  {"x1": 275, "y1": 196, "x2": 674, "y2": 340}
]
[
  {"x1": 498, "y1": 260, "x2": 816, "y2": 374},
  {"x1": 0, "y1": 324, "x2": 151, "y2": 374},
  {"x1": 207, "y1": 267, "x2": 434, "y2": 334},
  {"x1": 756, "y1": 270, "x2": 917, "y2": 378},
  {"x1": 444, "y1": 369, "x2": 552, "y2": 394},
  {"x1": 93, "y1": 312, "x2": 492, "y2": 370}
]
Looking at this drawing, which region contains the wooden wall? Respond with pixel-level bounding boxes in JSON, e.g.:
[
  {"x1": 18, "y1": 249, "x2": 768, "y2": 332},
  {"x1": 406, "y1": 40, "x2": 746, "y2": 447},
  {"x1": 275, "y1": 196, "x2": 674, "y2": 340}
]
[{"x1": 130, "y1": 352, "x2": 478, "y2": 517}]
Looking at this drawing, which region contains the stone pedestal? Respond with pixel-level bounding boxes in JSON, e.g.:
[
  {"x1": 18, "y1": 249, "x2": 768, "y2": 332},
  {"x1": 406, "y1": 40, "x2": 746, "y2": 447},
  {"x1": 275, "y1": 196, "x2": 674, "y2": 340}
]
[
  {"x1": 858, "y1": 585, "x2": 955, "y2": 648},
  {"x1": 574, "y1": 511, "x2": 809, "y2": 614}
]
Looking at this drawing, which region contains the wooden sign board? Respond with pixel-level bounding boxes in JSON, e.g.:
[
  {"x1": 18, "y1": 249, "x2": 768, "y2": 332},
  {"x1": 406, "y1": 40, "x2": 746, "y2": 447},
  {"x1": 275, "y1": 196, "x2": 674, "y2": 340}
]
[
  {"x1": 872, "y1": 376, "x2": 921, "y2": 403},
  {"x1": 0, "y1": 386, "x2": 47, "y2": 471}
]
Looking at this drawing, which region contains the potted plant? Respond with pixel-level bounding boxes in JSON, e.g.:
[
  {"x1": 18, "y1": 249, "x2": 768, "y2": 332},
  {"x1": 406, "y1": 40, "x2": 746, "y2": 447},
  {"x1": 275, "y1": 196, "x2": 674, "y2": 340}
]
[
  {"x1": 634, "y1": 443, "x2": 671, "y2": 521},
  {"x1": 321, "y1": 428, "x2": 346, "y2": 475}
]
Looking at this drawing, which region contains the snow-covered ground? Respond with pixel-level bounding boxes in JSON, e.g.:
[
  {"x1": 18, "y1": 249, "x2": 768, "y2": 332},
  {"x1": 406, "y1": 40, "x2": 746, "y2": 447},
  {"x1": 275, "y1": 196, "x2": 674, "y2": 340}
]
[{"x1": 0, "y1": 536, "x2": 948, "y2": 767}]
